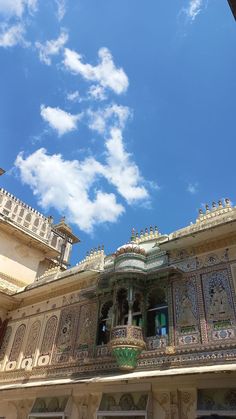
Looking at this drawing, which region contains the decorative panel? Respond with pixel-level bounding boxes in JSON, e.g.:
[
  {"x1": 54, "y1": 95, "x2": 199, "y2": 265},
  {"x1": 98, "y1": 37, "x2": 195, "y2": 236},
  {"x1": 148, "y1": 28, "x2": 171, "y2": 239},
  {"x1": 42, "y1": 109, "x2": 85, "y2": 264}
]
[
  {"x1": 198, "y1": 388, "x2": 236, "y2": 411},
  {"x1": 40, "y1": 315, "x2": 58, "y2": 354},
  {"x1": 0, "y1": 326, "x2": 12, "y2": 361},
  {"x1": 201, "y1": 269, "x2": 236, "y2": 341},
  {"x1": 74, "y1": 302, "x2": 97, "y2": 359},
  {"x1": 24, "y1": 320, "x2": 41, "y2": 357},
  {"x1": 173, "y1": 276, "x2": 201, "y2": 346},
  {"x1": 53, "y1": 306, "x2": 79, "y2": 363},
  {"x1": 9, "y1": 324, "x2": 26, "y2": 361}
]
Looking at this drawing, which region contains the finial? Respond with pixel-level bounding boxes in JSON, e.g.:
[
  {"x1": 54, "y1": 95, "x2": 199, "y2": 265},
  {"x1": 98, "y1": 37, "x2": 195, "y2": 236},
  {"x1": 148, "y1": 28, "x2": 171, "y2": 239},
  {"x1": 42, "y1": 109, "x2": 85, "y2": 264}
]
[
  {"x1": 60, "y1": 216, "x2": 66, "y2": 222},
  {"x1": 130, "y1": 228, "x2": 136, "y2": 242},
  {"x1": 102, "y1": 244, "x2": 104, "y2": 251},
  {"x1": 155, "y1": 226, "x2": 158, "y2": 232},
  {"x1": 205, "y1": 204, "x2": 209, "y2": 211},
  {"x1": 212, "y1": 201, "x2": 216, "y2": 208},
  {"x1": 145, "y1": 228, "x2": 148, "y2": 235},
  {"x1": 150, "y1": 226, "x2": 153, "y2": 232},
  {"x1": 140, "y1": 229, "x2": 144, "y2": 236},
  {"x1": 225, "y1": 198, "x2": 230, "y2": 207},
  {"x1": 199, "y1": 208, "x2": 203, "y2": 215},
  {"x1": 218, "y1": 200, "x2": 223, "y2": 207}
]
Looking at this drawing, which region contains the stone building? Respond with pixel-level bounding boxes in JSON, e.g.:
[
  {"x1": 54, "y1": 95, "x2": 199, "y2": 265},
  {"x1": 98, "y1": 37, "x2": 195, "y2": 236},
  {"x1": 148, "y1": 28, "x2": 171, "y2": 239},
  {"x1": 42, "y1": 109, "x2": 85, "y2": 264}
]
[{"x1": 0, "y1": 184, "x2": 236, "y2": 418}]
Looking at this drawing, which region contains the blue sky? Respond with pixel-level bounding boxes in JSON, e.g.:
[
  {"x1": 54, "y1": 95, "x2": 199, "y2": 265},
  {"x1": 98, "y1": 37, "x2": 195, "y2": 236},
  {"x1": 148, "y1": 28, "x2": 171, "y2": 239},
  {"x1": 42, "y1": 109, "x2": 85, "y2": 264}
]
[{"x1": 0, "y1": 0, "x2": 235, "y2": 265}]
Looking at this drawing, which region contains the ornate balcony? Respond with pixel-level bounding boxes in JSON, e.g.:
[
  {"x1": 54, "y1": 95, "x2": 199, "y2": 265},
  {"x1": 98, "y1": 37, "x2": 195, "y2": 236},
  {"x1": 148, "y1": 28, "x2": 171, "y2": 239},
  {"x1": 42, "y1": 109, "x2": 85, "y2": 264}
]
[{"x1": 110, "y1": 325, "x2": 146, "y2": 371}]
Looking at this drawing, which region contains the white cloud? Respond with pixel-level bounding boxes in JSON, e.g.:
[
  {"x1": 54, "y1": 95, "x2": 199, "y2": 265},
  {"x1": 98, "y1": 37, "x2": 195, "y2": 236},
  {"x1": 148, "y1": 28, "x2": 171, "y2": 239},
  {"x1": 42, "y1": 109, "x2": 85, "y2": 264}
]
[
  {"x1": 88, "y1": 84, "x2": 107, "y2": 101},
  {"x1": 88, "y1": 104, "x2": 131, "y2": 134},
  {"x1": 67, "y1": 90, "x2": 81, "y2": 102},
  {"x1": 0, "y1": 0, "x2": 37, "y2": 18},
  {"x1": 185, "y1": 0, "x2": 203, "y2": 20},
  {"x1": 87, "y1": 104, "x2": 148, "y2": 203},
  {"x1": 15, "y1": 148, "x2": 124, "y2": 232},
  {"x1": 55, "y1": 0, "x2": 66, "y2": 21},
  {"x1": 40, "y1": 105, "x2": 81, "y2": 136},
  {"x1": 35, "y1": 30, "x2": 68, "y2": 65},
  {"x1": 0, "y1": 23, "x2": 27, "y2": 47},
  {"x1": 187, "y1": 182, "x2": 198, "y2": 194},
  {"x1": 64, "y1": 47, "x2": 129, "y2": 95},
  {"x1": 103, "y1": 128, "x2": 149, "y2": 203}
]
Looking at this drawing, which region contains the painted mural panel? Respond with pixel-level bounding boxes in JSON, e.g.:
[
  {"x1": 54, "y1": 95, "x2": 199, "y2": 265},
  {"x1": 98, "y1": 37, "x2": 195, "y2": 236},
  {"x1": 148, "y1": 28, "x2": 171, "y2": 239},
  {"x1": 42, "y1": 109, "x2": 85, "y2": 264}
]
[
  {"x1": 173, "y1": 276, "x2": 200, "y2": 346},
  {"x1": 201, "y1": 269, "x2": 236, "y2": 341}
]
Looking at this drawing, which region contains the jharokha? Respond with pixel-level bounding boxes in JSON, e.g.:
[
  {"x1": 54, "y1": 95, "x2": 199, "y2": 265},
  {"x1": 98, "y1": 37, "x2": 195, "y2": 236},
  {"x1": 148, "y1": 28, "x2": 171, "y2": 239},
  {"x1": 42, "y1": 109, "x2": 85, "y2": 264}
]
[{"x1": 1, "y1": 183, "x2": 236, "y2": 419}]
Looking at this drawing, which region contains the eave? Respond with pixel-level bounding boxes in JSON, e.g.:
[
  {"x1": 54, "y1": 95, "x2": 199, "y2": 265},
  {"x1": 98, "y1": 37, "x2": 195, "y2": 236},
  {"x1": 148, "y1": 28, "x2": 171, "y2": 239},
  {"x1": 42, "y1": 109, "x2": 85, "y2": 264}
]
[
  {"x1": 228, "y1": 0, "x2": 236, "y2": 19},
  {"x1": 13, "y1": 269, "x2": 100, "y2": 306},
  {"x1": 0, "y1": 216, "x2": 60, "y2": 258},
  {"x1": 160, "y1": 219, "x2": 236, "y2": 251}
]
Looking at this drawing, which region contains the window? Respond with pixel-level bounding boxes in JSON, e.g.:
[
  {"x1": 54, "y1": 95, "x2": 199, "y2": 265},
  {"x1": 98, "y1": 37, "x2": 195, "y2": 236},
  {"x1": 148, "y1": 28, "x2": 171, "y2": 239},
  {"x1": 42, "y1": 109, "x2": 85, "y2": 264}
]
[
  {"x1": 146, "y1": 288, "x2": 168, "y2": 337},
  {"x1": 132, "y1": 293, "x2": 142, "y2": 327},
  {"x1": 117, "y1": 288, "x2": 128, "y2": 325},
  {"x1": 97, "y1": 301, "x2": 113, "y2": 345}
]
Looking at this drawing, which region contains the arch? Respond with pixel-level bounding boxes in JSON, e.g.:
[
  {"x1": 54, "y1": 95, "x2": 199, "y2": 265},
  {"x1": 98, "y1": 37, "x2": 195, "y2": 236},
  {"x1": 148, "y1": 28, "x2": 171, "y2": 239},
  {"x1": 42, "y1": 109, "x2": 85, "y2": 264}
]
[
  {"x1": 24, "y1": 320, "x2": 41, "y2": 357},
  {"x1": 9, "y1": 324, "x2": 26, "y2": 361},
  {"x1": 40, "y1": 316, "x2": 58, "y2": 354}
]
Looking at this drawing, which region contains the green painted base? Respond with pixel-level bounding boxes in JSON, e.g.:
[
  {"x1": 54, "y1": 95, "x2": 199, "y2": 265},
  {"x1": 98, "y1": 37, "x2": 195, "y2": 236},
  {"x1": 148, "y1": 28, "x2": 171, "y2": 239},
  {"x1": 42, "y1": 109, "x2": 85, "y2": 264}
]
[{"x1": 112, "y1": 347, "x2": 141, "y2": 371}]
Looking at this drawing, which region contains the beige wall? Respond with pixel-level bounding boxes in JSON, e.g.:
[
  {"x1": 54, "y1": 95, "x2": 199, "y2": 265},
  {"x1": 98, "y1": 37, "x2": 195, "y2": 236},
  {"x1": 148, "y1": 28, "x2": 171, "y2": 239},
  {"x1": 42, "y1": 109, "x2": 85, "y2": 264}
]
[
  {"x1": 0, "y1": 374, "x2": 235, "y2": 419},
  {"x1": 0, "y1": 229, "x2": 48, "y2": 284}
]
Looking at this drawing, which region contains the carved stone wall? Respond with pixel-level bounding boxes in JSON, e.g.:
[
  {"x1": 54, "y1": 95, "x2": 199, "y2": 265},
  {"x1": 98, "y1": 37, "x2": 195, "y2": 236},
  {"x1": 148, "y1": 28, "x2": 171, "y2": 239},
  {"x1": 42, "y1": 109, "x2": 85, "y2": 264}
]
[
  {"x1": 24, "y1": 320, "x2": 41, "y2": 357},
  {"x1": 9, "y1": 324, "x2": 26, "y2": 362},
  {"x1": 40, "y1": 315, "x2": 58, "y2": 354}
]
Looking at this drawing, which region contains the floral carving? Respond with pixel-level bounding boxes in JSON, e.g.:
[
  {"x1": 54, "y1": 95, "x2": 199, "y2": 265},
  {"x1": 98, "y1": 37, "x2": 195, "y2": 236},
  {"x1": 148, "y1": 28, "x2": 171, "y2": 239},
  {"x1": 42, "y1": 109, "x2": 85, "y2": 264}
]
[
  {"x1": 24, "y1": 320, "x2": 41, "y2": 357},
  {"x1": 0, "y1": 326, "x2": 12, "y2": 361},
  {"x1": 9, "y1": 324, "x2": 26, "y2": 361},
  {"x1": 40, "y1": 316, "x2": 58, "y2": 354}
]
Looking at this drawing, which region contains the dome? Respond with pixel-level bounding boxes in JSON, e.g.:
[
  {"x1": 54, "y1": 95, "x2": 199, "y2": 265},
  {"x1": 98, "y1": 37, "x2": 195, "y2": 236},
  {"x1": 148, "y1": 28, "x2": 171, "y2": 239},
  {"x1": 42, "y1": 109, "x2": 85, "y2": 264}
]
[{"x1": 115, "y1": 242, "x2": 146, "y2": 257}]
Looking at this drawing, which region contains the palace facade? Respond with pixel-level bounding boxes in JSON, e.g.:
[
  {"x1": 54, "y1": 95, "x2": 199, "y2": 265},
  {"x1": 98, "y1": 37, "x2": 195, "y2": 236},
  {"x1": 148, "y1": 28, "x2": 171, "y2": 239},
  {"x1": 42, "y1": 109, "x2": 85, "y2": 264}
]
[{"x1": 1, "y1": 185, "x2": 236, "y2": 418}]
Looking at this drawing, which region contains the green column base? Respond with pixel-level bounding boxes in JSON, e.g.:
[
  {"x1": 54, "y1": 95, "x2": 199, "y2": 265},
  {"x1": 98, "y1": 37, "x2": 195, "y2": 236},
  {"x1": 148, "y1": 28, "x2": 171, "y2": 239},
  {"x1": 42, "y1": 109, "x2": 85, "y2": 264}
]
[{"x1": 112, "y1": 346, "x2": 141, "y2": 371}]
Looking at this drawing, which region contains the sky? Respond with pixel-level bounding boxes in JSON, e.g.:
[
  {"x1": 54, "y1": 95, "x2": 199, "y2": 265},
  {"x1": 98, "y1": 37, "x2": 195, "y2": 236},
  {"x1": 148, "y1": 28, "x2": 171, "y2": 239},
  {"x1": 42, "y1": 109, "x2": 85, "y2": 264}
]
[{"x1": 0, "y1": 0, "x2": 235, "y2": 266}]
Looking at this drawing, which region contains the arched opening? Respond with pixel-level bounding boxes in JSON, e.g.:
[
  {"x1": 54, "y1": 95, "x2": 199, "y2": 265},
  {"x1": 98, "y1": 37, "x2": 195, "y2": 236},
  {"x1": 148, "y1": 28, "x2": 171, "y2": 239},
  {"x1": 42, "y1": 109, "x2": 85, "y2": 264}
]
[
  {"x1": 117, "y1": 288, "x2": 128, "y2": 325},
  {"x1": 146, "y1": 288, "x2": 168, "y2": 337},
  {"x1": 97, "y1": 301, "x2": 113, "y2": 345},
  {"x1": 132, "y1": 292, "x2": 142, "y2": 327}
]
